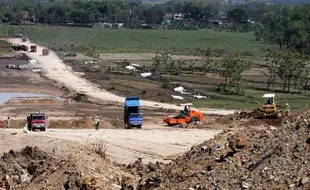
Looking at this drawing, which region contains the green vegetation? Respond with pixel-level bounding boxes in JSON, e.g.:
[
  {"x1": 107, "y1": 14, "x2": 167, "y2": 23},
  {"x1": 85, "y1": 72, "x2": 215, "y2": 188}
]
[
  {"x1": 0, "y1": 27, "x2": 8, "y2": 37},
  {"x1": 256, "y1": 4, "x2": 310, "y2": 54},
  {"x1": 193, "y1": 89, "x2": 310, "y2": 110},
  {"x1": 4, "y1": 26, "x2": 274, "y2": 54},
  {"x1": 0, "y1": 40, "x2": 11, "y2": 55},
  {"x1": 162, "y1": 73, "x2": 310, "y2": 110}
]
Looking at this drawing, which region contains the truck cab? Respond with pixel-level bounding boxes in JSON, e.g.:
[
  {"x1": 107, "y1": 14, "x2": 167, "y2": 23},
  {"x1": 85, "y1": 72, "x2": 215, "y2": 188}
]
[
  {"x1": 129, "y1": 113, "x2": 143, "y2": 128},
  {"x1": 124, "y1": 97, "x2": 143, "y2": 129},
  {"x1": 27, "y1": 112, "x2": 47, "y2": 131}
]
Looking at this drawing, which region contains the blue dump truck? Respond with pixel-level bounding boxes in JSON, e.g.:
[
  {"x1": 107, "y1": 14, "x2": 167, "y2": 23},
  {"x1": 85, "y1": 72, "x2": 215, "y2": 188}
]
[{"x1": 124, "y1": 96, "x2": 143, "y2": 129}]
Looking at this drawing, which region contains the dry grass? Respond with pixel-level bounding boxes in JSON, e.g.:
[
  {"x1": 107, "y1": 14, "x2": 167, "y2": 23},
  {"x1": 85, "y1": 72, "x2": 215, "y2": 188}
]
[{"x1": 92, "y1": 139, "x2": 107, "y2": 159}]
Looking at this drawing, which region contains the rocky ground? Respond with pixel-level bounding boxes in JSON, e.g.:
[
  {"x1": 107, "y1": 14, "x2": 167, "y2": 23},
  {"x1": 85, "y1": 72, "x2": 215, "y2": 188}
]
[{"x1": 123, "y1": 112, "x2": 310, "y2": 190}]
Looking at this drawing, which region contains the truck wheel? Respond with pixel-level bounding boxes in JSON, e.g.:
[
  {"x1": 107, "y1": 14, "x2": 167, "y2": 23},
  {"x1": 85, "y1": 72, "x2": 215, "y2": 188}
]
[
  {"x1": 42, "y1": 127, "x2": 46, "y2": 131},
  {"x1": 190, "y1": 116, "x2": 200, "y2": 123},
  {"x1": 137, "y1": 125, "x2": 142, "y2": 129}
]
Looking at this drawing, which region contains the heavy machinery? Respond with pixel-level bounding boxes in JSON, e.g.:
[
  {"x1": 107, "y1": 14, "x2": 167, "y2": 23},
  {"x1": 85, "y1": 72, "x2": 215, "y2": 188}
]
[
  {"x1": 27, "y1": 112, "x2": 47, "y2": 131},
  {"x1": 124, "y1": 96, "x2": 143, "y2": 129},
  {"x1": 12, "y1": 44, "x2": 28, "y2": 51},
  {"x1": 163, "y1": 104, "x2": 205, "y2": 126},
  {"x1": 255, "y1": 94, "x2": 282, "y2": 119},
  {"x1": 30, "y1": 45, "x2": 37, "y2": 52}
]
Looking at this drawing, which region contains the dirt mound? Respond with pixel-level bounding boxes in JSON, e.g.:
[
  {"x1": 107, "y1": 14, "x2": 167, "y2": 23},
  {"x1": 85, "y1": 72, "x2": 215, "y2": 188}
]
[
  {"x1": 127, "y1": 112, "x2": 310, "y2": 189},
  {"x1": 49, "y1": 117, "x2": 123, "y2": 129},
  {"x1": 0, "y1": 146, "x2": 137, "y2": 190},
  {"x1": 215, "y1": 111, "x2": 283, "y2": 127},
  {"x1": 72, "y1": 93, "x2": 88, "y2": 103},
  {"x1": 0, "y1": 146, "x2": 83, "y2": 190},
  {"x1": 49, "y1": 118, "x2": 93, "y2": 129}
]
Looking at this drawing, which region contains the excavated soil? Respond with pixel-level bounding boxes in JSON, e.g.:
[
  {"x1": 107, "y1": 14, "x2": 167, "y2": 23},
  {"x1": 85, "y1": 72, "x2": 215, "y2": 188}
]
[
  {"x1": 0, "y1": 146, "x2": 137, "y2": 190},
  {"x1": 123, "y1": 112, "x2": 310, "y2": 190},
  {"x1": 0, "y1": 146, "x2": 83, "y2": 190},
  {"x1": 1, "y1": 112, "x2": 310, "y2": 189}
]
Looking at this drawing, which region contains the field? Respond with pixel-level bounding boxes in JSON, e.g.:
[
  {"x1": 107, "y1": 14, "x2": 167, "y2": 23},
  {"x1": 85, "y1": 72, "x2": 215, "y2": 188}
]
[
  {"x1": 1, "y1": 25, "x2": 275, "y2": 54},
  {"x1": 1, "y1": 25, "x2": 309, "y2": 110},
  {"x1": 64, "y1": 54, "x2": 310, "y2": 110}
]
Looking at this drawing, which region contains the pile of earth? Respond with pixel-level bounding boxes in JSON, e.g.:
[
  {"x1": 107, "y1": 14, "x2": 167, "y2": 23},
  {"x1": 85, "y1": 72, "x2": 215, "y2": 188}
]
[
  {"x1": 214, "y1": 110, "x2": 283, "y2": 127},
  {"x1": 0, "y1": 146, "x2": 84, "y2": 190},
  {"x1": 124, "y1": 112, "x2": 310, "y2": 190},
  {"x1": 0, "y1": 146, "x2": 137, "y2": 190}
]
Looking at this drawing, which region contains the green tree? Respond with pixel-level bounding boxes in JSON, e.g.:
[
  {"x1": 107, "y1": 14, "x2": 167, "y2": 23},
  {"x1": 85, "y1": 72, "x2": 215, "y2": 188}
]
[
  {"x1": 189, "y1": 62, "x2": 196, "y2": 73},
  {"x1": 144, "y1": 5, "x2": 164, "y2": 25},
  {"x1": 85, "y1": 44, "x2": 99, "y2": 58},
  {"x1": 277, "y1": 53, "x2": 305, "y2": 92},
  {"x1": 172, "y1": 60, "x2": 184, "y2": 75},
  {"x1": 221, "y1": 54, "x2": 251, "y2": 94},
  {"x1": 263, "y1": 51, "x2": 281, "y2": 90},
  {"x1": 227, "y1": 6, "x2": 248, "y2": 23}
]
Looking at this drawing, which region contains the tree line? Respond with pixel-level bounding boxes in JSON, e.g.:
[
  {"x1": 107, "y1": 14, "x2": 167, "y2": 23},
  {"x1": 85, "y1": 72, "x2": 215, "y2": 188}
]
[
  {"x1": 0, "y1": 0, "x2": 303, "y2": 30},
  {"x1": 256, "y1": 4, "x2": 310, "y2": 54}
]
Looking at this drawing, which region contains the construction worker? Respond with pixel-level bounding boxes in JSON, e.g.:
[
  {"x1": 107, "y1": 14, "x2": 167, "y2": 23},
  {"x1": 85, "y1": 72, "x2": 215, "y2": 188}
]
[
  {"x1": 94, "y1": 116, "x2": 100, "y2": 130},
  {"x1": 184, "y1": 106, "x2": 188, "y2": 113},
  {"x1": 7, "y1": 117, "x2": 10, "y2": 128},
  {"x1": 184, "y1": 106, "x2": 190, "y2": 116},
  {"x1": 285, "y1": 103, "x2": 290, "y2": 117},
  {"x1": 23, "y1": 124, "x2": 28, "y2": 133},
  {"x1": 267, "y1": 98, "x2": 271, "y2": 104}
]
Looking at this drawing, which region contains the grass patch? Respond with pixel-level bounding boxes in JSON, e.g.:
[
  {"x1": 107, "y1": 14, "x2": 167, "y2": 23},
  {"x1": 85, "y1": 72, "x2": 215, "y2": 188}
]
[
  {"x1": 0, "y1": 40, "x2": 12, "y2": 55},
  {"x1": 2, "y1": 25, "x2": 275, "y2": 54},
  {"x1": 193, "y1": 88, "x2": 310, "y2": 110}
]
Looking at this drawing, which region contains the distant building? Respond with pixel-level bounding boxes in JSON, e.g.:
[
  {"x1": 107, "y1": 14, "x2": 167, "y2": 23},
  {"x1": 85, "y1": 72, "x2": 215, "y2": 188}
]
[
  {"x1": 173, "y1": 13, "x2": 184, "y2": 20},
  {"x1": 207, "y1": 19, "x2": 223, "y2": 25}
]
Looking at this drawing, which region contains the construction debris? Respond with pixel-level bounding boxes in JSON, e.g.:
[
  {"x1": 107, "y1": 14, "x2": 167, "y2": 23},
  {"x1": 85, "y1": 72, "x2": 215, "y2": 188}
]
[
  {"x1": 6, "y1": 64, "x2": 28, "y2": 70},
  {"x1": 171, "y1": 95, "x2": 184, "y2": 100},
  {"x1": 130, "y1": 63, "x2": 140, "y2": 68},
  {"x1": 174, "y1": 86, "x2": 191, "y2": 94},
  {"x1": 140, "y1": 72, "x2": 152, "y2": 78},
  {"x1": 193, "y1": 93, "x2": 206, "y2": 99},
  {"x1": 125, "y1": 65, "x2": 136, "y2": 71},
  {"x1": 28, "y1": 60, "x2": 37, "y2": 65}
]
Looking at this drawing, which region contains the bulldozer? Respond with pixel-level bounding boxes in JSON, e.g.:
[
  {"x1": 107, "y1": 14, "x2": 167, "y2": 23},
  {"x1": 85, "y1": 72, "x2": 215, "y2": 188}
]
[
  {"x1": 163, "y1": 104, "x2": 205, "y2": 126},
  {"x1": 254, "y1": 94, "x2": 282, "y2": 119}
]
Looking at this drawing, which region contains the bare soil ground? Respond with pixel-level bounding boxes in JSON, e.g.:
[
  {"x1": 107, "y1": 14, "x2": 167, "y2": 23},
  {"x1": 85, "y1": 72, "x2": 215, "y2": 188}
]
[
  {"x1": 0, "y1": 50, "x2": 221, "y2": 167},
  {"x1": 0, "y1": 128, "x2": 220, "y2": 164},
  {"x1": 0, "y1": 56, "x2": 61, "y2": 96}
]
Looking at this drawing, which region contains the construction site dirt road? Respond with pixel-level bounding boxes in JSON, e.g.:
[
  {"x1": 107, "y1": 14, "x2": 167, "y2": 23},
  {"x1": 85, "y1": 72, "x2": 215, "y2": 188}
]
[{"x1": 0, "y1": 127, "x2": 220, "y2": 164}]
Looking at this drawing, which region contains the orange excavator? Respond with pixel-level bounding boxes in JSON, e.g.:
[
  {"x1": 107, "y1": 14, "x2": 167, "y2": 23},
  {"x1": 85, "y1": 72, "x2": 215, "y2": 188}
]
[{"x1": 163, "y1": 104, "x2": 205, "y2": 126}]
